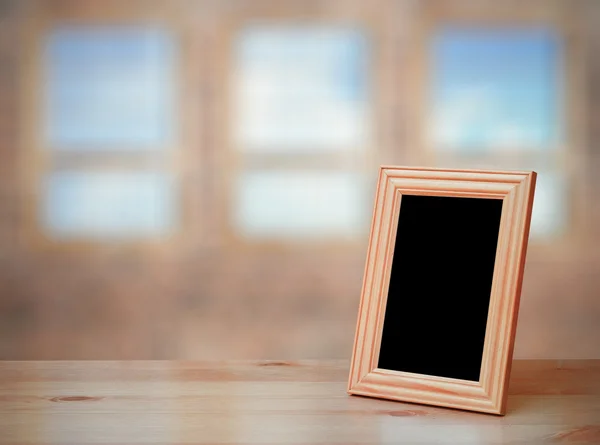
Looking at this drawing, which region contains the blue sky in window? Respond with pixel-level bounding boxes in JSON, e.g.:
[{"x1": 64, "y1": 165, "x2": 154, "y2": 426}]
[
  {"x1": 43, "y1": 171, "x2": 178, "y2": 239},
  {"x1": 45, "y1": 27, "x2": 176, "y2": 150},
  {"x1": 235, "y1": 26, "x2": 370, "y2": 151},
  {"x1": 430, "y1": 28, "x2": 562, "y2": 152}
]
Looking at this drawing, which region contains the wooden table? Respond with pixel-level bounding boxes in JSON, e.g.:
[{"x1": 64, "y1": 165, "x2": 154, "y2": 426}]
[{"x1": 1, "y1": 360, "x2": 598, "y2": 444}]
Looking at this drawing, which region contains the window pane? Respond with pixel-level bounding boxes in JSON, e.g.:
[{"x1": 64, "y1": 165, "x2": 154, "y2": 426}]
[
  {"x1": 42, "y1": 171, "x2": 178, "y2": 239},
  {"x1": 234, "y1": 171, "x2": 368, "y2": 239},
  {"x1": 234, "y1": 26, "x2": 370, "y2": 152},
  {"x1": 530, "y1": 171, "x2": 567, "y2": 239},
  {"x1": 45, "y1": 27, "x2": 176, "y2": 149},
  {"x1": 429, "y1": 28, "x2": 562, "y2": 152}
]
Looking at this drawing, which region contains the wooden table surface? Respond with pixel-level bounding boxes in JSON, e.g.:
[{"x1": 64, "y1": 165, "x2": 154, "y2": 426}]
[{"x1": 1, "y1": 360, "x2": 599, "y2": 444}]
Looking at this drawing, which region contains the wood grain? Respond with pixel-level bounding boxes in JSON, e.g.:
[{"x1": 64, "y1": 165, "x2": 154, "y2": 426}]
[
  {"x1": 0, "y1": 360, "x2": 598, "y2": 444},
  {"x1": 349, "y1": 166, "x2": 537, "y2": 415}
]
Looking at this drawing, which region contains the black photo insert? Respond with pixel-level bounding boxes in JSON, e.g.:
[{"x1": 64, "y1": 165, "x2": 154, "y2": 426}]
[{"x1": 378, "y1": 195, "x2": 503, "y2": 382}]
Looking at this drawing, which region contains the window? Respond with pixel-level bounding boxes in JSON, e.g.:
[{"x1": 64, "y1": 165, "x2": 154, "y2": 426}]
[
  {"x1": 233, "y1": 170, "x2": 368, "y2": 239},
  {"x1": 426, "y1": 27, "x2": 567, "y2": 240},
  {"x1": 430, "y1": 28, "x2": 562, "y2": 153},
  {"x1": 231, "y1": 25, "x2": 372, "y2": 242},
  {"x1": 43, "y1": 171, "x2": 178, "y2": 240},
  {"x1": 40, "y1": 27, "x2": 179, "y2": 241}
]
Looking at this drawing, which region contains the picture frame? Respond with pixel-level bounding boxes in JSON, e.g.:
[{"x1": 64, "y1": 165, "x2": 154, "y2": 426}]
[{"x1": 348, "y1": 165, "x2": 537, "y2": 415}]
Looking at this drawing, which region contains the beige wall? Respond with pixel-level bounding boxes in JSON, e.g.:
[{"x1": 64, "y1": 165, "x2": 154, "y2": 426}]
[{"x1": 0, "y1": 0, "x2": 598, "y2": 359}]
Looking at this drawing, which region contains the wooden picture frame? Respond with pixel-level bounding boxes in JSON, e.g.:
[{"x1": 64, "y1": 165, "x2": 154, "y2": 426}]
[{"x1": 348, "y1": 165, "x2": 537, "y2": 415}]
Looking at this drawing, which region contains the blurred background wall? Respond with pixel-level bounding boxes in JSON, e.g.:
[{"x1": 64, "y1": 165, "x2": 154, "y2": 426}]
[{"x1": 0, "y1": 0, "x2": 598, "y2": 359}]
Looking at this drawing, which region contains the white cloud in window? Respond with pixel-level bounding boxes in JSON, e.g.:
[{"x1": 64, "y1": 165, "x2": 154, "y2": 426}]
[
  {"x1": 234, "y1": 171, "x2": 368, "y2": 239},
  {"x1": 233, "y1": 27, "x2": 370, "y2": 152},
  {"x1": 43, "y1": 171, "x2": 178, "y2": 239},
  {"x1": 430, "y1": 84, "x2": 549, "y2": 151},
  {"x1": 529, "y1": 171, "x2": 566, "y2": 239}
]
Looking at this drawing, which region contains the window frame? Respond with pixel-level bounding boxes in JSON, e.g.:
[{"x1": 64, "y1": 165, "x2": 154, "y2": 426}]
[
  {"x1": 219, "y1": 5, "x2": 388, "y2": 251},
  {"x1": 20, "y1": 5, "x2": 198, "y2": 252}
]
